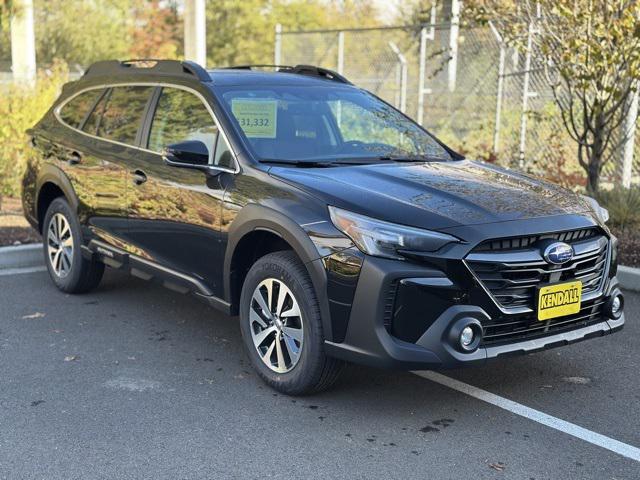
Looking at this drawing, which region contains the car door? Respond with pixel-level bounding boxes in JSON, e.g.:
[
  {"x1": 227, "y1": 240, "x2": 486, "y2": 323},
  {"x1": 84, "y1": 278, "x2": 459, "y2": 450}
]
[
  {"x1": 52, "y1": 86, "x2": 152, "y2": 249},
  {"x1": 77, "y1": 85, "x2": 156, "y2": 249},
  {"x1": 125, "y1": 85, "x2": 235, "y2": 298}
]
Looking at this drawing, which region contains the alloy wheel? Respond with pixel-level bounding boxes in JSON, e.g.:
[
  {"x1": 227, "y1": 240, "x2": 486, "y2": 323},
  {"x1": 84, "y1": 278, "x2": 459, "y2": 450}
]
[
  {"x1": 47, "y1": 213, "x2": 74, "y2": 278},
  {"x1": 249, "y1": 278, "x2": 304, "y2": 373}
]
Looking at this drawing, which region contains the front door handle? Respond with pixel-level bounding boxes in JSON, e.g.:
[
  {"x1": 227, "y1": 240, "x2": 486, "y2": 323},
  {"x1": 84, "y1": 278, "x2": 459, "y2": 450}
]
[{"x1": 132, "y1": 169, "x2": 147, "y2": 185}]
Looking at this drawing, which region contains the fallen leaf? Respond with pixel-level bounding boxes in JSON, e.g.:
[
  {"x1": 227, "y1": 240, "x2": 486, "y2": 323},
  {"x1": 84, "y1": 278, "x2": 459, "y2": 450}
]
[
  {"x1": 489, "y1": 462, "x2": 505, "y2": 472},
  {"x1": 22, "y1": 312, "x2": 45, "y2": 319},
  {"x1": 64, "y1": 355, "x2": 78, "y2": 362},
  {"x1": 562, "y1": 376, "x2": 591, "y2": 385}
]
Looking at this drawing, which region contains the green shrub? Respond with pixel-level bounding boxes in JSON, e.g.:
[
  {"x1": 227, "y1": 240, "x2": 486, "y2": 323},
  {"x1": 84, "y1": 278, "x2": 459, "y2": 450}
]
[
  {"x1": 0, "y1": 61, "x2": 69, "y2": 200},
  {"x1": 596, "y1": 186, "x2": 640, "y2": 232}
]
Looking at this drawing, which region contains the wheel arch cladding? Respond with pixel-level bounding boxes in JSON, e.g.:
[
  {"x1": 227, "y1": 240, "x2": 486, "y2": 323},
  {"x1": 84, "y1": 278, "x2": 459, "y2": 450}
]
[
  {"x1": 36, "y1": 166, "x2": 79, "y2": 232},
  {"x1": 224, "y1": 204, "x2": 334, "y2": 341}
]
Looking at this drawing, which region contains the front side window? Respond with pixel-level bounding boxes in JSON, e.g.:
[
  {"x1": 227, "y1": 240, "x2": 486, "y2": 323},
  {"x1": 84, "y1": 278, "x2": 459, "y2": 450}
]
[
  {"x1": 148, "y1": 88, "x2": 218, "y2": 159},
  {"x1": 83, "y1": 86, "x2": 154, "y2": 145},
  {"x1": 59, "y1": 89, "x2": 104, "y2": 129},
  {"x1": 217, "y1": 85, "x2": 452, "y2": 164}
]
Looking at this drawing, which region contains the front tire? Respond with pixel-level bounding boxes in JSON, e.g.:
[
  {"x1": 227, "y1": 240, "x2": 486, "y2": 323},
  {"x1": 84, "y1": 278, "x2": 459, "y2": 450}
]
[
  {"x1": 43, "y1": 198, "x2": 104, "y2": 293},
  {"x1": 239, "y1": 251, "x2": 343, "y2": 395}
]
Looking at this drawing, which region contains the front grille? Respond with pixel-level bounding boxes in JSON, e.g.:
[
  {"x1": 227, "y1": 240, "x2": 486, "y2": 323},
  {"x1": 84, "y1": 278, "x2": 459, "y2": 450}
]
[
  {"x1": 473, "y1": 227, "x2": 600, "y2": 252},
  {"x1": 481, "y1": 299, "x2": 605, "y2": 346},
  {"x1": 466, "y1": 230, "x2": 609, "y2": 311}
]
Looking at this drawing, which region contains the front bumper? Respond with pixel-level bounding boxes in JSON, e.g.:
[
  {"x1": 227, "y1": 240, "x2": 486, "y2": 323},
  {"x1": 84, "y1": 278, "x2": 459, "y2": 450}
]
[{"x1": 323, "y1": 253, "x2": 625, "y2": 370}]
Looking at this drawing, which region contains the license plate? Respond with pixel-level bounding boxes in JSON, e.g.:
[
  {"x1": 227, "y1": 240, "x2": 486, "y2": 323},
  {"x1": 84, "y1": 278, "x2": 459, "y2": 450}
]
[{"x1": 537, "y1": 280, "x2": 582, "y2": 321}]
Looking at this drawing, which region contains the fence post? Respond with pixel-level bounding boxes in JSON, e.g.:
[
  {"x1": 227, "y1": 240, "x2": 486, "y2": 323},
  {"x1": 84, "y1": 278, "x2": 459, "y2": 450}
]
[
  {"x1": 337, "y1": 31, "x2": 345, "y2": 74},
  {"x1": 621, "y1": 88, "x2": 638, "y2": 188},
  {"x1": 417, "y1": 27, "x2": 427, "y2": 125},
  {"x1": 489, "y1": 22, "x2": 505, "y2": 155},
  {"x1": 518, "y1": 22, "x2": 534, "y2": 169},
  {"x1": 274, "y1": 23, "x2": 282, "y2": 65},
  {"x1": 448, "y1": 0, "x2": 461, "y2": 93},
  {"x1": 10, "y1": 0, "x2": 36, "y2": 85},
  {"x1": 389, "y1": 42, "x2": 407, "y2": 113},
  {"x1": 417, "y1": 6, "x2": 436, "y2": 125}
]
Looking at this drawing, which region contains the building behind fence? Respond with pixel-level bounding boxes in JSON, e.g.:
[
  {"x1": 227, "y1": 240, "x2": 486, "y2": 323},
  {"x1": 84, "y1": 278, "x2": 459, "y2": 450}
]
[{"x1": 276, "y1": 14, "x2": 640, "y2": 189}]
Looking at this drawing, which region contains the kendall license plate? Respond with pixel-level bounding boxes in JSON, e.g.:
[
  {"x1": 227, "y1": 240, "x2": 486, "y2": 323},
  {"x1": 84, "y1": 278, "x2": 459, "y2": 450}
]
[{"x1": 537, "y1": 280, "x2": 582, "y2": 321}]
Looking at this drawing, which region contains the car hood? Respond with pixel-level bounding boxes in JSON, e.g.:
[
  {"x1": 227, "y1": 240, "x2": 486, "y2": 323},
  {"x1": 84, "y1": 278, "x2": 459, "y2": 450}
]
[{"x1": 269, "y1": 160, "x2": 593, "y2": 231}]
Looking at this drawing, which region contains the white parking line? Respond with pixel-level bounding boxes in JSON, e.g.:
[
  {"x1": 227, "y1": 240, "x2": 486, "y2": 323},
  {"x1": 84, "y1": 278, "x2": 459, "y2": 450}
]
[
  {"x1": 0, "y1": 266, "x2": 47, "y2": 276},
  {"x1": 414, "y1": 370, "x2": 640, "y2": 463}
]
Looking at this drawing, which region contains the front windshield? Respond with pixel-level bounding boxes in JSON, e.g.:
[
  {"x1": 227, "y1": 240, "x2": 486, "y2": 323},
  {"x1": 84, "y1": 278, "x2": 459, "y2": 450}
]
[{"x1": 217, "y1": 85, "x2": 452, "y2": 164}]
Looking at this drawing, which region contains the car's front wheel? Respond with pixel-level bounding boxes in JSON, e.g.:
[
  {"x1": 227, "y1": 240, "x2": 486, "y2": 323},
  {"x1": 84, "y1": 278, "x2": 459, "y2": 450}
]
[
  {"x1": 239, "y1": 251, "x2": 343, "y2": 395},
  {"x1": 43, "y1": 197, "x2": 104, "y2": 293}
]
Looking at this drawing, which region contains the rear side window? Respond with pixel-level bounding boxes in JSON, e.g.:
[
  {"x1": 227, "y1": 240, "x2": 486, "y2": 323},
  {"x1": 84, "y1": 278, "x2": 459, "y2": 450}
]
[
  {"x1": 84, "y1": 86, "x2": 154, "y2": 145},
  {"x1": 147, "y1": 88, "x2": 218, "y2": 157},
  {"x1": 58, "y1": 89, "x2": 103, "y2": 129}
]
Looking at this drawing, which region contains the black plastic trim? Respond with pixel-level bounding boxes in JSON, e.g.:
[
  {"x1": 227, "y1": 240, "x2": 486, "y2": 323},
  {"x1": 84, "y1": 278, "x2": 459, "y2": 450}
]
[{"x1": 88, "y1": 240, "x2": 231, "y2": 315}]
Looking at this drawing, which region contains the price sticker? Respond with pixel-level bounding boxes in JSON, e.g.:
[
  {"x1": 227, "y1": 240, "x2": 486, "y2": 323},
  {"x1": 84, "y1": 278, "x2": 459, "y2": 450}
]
[{"x1": 231, "y1": 99, "x2": 278, "y2": 138}]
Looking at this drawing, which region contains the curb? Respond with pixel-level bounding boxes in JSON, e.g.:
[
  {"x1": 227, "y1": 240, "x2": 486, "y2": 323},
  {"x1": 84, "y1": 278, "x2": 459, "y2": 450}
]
[
  {"x1": 0, "y1": 243, "x2": 43, "y2": 270},
  {"x1": 618, "y1": 265, "x2": 640, "y2": 293}
]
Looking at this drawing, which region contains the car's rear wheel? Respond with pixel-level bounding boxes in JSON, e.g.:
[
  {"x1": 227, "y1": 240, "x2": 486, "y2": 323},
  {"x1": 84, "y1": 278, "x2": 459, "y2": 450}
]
[
  {"x1": 239, "y1": 251, "x2": 343, "y2": 395},
  {"x1": 43, "y1": 198, "x2": 104, "y2": 293}
]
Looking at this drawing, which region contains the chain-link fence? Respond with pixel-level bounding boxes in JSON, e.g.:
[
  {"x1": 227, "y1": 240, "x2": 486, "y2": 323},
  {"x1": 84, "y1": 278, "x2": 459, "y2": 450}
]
[{"x1": 278, "y1": 20, "x2": 640, "y2": 189}]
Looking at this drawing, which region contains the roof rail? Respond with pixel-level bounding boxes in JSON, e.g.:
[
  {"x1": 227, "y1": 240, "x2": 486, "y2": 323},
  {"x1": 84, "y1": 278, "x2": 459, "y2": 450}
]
[
  {"x1": 83, "y1": 59, "x2": 211, "y2": 82},
  {"x1": 224, "y1": 64, "x2": 352, "y2": 85}
]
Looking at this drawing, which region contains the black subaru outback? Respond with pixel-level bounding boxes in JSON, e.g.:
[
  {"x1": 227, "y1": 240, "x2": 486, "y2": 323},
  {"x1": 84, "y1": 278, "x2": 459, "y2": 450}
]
[{"x1": 22, "y1": 60, "x2": 624, "y2": 395}]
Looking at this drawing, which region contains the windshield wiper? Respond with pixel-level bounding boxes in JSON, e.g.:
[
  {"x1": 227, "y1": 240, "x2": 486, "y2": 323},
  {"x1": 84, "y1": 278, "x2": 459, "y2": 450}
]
[
  {"x1": 376, "y1": 155, "x2": 446, "y2": 162},
  {"x1": 259, "y1": 158, "x2": 376, "y2": 167},
  {"x1": 259, "y1": 159, "x2": 335, "y2": 168}
]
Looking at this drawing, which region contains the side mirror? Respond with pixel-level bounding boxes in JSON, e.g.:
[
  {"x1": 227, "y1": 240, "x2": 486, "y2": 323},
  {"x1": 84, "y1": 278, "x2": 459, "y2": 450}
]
[{"x1": 162, "y1": 140, "x2": 209, "y2": 169}]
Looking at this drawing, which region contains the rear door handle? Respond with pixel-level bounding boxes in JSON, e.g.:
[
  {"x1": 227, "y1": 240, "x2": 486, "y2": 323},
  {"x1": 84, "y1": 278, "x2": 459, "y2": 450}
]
[
  {"x1": 67, "y1": 151, "x2": 82, "y2": 165},
  {"x1": 132, "y1": 169, "x2": 147, "y2": 185}
]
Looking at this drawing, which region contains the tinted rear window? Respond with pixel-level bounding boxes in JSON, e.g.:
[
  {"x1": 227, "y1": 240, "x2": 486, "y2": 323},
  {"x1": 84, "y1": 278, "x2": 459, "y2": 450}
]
[
  {"x1": 84, "y1": 86, "x2": 154, "y2": 145},
  {"x1": 59, "y1": 89, "x2": 103, "y2": 129}
]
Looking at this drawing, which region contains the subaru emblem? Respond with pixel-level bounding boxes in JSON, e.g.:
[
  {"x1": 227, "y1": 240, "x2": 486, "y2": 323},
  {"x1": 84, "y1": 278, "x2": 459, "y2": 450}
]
[{"x1": 543, "y1": 242, "x2": 574, "y2": 265}]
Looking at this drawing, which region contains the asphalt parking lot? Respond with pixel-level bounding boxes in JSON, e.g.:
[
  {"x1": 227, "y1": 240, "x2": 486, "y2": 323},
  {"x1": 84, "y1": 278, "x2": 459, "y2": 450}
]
[{"x1": 1, "y1": 267, "x2": 639, "y2": 479}]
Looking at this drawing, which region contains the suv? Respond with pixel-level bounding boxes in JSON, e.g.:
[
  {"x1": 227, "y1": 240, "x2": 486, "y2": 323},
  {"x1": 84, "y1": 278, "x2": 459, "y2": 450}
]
[{"x1": 22, "y1": 60, "x2": 625, "y2": 395}]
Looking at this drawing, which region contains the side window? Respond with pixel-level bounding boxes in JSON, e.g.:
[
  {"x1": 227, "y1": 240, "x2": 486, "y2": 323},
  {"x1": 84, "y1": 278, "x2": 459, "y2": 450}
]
[
  {"x1": 148, "y1": 88, "x2": 218, "y2": 159},
  {"x1": 83, "y1": 86, "x2": 153, "y2": 145},
  {"x1": 83, "y1": 90, "x2": 109, "y2": 135},
  {"x1": 59, "y1": 89, "x2": 103, "y2": 129}
]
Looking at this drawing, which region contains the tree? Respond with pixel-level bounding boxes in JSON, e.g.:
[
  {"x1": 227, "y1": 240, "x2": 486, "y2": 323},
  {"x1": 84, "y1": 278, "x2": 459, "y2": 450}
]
[
  {"x1": 467, "y1": 0, "x2": 640, "y2": 193},
  {"x1": 205, "y1": 0, "x2": 381, "y2": 67},
  {"x1": 130, "y1": 0, "x2": 181, "y2": 59}
]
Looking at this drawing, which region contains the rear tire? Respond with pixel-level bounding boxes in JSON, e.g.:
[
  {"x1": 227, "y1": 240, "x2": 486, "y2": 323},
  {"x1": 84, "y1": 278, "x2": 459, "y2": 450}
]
[
  {"x1": 239, "y1": 251, "x2": 343, "y2": 395},
  {"x1": 43, "y1": 198, "x2": 104, "y2": 293}
]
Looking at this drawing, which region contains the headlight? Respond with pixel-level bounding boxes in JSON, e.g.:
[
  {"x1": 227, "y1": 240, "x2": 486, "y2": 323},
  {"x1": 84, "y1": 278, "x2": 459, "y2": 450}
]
[
  {"x1": 328, "y1": 206, "x2": 460, "y2": 260},
  {"x1": 581, "y1": 195, "x2": 609, "y2": 223}
]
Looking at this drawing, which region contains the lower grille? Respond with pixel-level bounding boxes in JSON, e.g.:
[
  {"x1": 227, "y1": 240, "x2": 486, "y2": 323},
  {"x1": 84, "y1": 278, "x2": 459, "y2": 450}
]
[
  {"x1": 382, "y1": 280, "x2": 398, "y2": 333},
  {"x1": 481, "y1": 300, "x2": 605, "y2": 346}
]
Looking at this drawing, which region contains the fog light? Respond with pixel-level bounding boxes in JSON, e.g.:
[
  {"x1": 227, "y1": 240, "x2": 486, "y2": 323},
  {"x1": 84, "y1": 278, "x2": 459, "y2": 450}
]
[
  {"x1": 605, "y1": 293, "x2": 624, "y2": 320},
  {"x1": 612, "y1": 296, "x2": 622, "y2": 315},
  {"x1": 449, "y1": 318, "x2": 482, "y2": 353},
  {"x1": 460, "y1": 326, "x2": 475, "y2": 347}
]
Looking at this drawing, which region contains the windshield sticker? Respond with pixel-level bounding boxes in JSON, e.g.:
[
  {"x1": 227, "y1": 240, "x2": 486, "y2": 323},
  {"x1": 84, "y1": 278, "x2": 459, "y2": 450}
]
[{"x1": 231, "y1": 99, "x2": 277, "y2": 138}]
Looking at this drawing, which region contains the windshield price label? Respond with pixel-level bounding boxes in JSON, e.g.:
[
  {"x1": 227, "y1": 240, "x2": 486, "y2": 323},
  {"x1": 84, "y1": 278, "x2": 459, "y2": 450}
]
[{"x1": 231, "y1": 99, "x2": 278, "y2": 138}]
